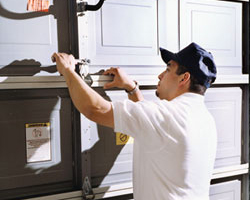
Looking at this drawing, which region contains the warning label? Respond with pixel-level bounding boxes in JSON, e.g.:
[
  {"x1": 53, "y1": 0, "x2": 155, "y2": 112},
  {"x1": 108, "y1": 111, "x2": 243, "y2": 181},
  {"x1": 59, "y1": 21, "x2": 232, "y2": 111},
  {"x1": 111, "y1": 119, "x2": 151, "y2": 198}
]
[
  {"x1": 26, "y1": 122, "x2": 51, "y2": 163},
  {"x1": 116, "y1": 132, "x2": 134, "y2": 145}
]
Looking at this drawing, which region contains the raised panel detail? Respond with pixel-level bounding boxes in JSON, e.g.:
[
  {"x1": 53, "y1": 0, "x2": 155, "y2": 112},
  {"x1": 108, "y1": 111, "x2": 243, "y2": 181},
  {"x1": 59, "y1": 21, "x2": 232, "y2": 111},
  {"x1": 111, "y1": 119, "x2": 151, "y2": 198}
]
[
  {"x1": 95, "y1": 0, "x2": 157, "y2": 56},
  {"x1": 191, "y1": 11, "x2": 232, "y2": 51},
  {"x1": 205, "y1": 88, "x2": 242, "y2": 168},
  {"x1": 209, "y1": 180, "x2": 241, "y2": 200},
  {"x1": 87, "y1": 0, "x2": 160, "y2": 66},
  {"x1": 180, "y1": 0, "x2": 242, "y2": 74},
  {"x1": 101, "y1": 2, "x2": 154, "y2": 50}
]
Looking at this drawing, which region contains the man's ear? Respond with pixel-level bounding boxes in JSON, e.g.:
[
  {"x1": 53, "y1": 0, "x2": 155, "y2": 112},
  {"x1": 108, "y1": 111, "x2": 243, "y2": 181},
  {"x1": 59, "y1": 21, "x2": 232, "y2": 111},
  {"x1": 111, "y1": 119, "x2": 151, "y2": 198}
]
[{"x1": 179, "y1": 72, "x2": 190, "y2": 85}]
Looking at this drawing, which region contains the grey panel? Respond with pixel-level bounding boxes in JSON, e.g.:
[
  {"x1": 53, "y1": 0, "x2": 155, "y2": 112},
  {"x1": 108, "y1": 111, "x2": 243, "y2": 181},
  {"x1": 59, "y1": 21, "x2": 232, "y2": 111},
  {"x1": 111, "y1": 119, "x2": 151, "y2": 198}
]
[
  {"x1": 0, "y1": 0, "x2": 70, "y2": 76},
  {"x1": 0, "y1": 89, "x2": 74, "y2": 199},
  {"x1": 209, "y1": 180, "x2": 241, "y2": 200}
]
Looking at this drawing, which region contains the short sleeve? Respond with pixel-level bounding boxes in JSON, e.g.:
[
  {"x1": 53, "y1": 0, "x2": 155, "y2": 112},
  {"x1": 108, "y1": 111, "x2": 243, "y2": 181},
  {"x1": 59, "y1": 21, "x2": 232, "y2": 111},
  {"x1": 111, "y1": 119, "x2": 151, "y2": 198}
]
[{"x1": 112, "y1": 99, "x2": 173, "y2": 148}]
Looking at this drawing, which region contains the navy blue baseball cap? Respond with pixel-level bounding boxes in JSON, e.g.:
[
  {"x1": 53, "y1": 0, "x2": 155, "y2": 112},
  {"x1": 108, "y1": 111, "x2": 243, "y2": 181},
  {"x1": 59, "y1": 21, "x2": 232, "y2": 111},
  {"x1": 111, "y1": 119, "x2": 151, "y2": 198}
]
[{"x1": 159, "y1": 42, "x2": 217, "y2": 88}]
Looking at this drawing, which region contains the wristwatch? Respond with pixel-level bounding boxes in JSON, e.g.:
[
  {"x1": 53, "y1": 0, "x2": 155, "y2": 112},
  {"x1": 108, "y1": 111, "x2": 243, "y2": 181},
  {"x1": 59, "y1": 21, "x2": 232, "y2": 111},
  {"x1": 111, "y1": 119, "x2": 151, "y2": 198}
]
[{"x1": 125, "y1": 81, "x2": 139, "y2": 95}]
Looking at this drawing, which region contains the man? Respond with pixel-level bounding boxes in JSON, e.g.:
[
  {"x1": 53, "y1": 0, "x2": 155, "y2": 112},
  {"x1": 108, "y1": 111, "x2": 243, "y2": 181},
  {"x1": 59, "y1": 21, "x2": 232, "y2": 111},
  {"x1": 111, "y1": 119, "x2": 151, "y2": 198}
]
[{"x1": 52, "y1": 42, "x2": 217, "y2": 200}]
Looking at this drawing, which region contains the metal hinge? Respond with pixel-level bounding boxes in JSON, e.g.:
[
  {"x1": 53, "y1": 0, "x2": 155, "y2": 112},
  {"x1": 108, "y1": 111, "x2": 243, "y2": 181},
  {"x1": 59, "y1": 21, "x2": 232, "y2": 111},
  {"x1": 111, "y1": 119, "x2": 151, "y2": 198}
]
[
  {"x1": 77, "y1": 1, "x2": 88, "y2": 13},
  {"x1": 76, "y1": 58, "x2": 90, "y2": 77},
  {"x1": 82, "y1": 176, "x2": 95, "y2": 200},
  {"x1": 51, "y1": 55, "x2": 93, "y2": 85},
  {"x1": 76, "y1": 59, "x2": 93, "y2": 86}
]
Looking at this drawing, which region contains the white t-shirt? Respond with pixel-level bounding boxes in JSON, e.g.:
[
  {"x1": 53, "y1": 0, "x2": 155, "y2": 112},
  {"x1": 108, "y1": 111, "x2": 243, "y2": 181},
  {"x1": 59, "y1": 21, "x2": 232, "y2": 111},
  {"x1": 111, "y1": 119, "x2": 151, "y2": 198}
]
[{"x1": 112, "y1": 92, "x2": 217, "y2": 200}]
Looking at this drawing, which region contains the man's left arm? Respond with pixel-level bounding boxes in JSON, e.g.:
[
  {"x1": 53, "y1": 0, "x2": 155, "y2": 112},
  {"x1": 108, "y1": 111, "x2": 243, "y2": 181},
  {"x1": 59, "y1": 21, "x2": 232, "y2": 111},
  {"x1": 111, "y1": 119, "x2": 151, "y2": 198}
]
[{"x1": 53, "y1": 52, "x2": 114, "y2": 128}]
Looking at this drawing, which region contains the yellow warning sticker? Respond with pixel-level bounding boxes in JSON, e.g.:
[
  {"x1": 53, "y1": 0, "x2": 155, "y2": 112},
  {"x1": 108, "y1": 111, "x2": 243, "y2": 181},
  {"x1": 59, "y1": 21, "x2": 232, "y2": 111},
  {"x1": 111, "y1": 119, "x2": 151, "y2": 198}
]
[
  {"x1": 26, "y1": 122, "x2": 50, "y2": 128},
  {"x1": 116, "y1": 132, "x2": 134, "y2": 145}
]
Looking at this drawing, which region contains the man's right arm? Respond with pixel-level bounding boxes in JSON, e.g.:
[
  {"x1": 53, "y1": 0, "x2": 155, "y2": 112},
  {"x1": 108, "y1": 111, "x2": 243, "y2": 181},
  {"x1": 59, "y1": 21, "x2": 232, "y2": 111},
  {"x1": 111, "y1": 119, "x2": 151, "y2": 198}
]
[
  {"x1": 53, "y1": 53, "x2": 114, "y2": 128},
  {"x1": 103, "y1": 67, "x2": 144, "y2": 102}
]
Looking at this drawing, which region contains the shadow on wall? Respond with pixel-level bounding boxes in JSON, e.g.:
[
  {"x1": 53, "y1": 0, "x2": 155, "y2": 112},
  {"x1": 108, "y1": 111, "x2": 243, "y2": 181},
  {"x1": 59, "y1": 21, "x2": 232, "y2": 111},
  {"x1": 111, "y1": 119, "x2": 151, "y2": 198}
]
[{"x1": 0, "y1": 60, "x2": 57, "y2": 76}]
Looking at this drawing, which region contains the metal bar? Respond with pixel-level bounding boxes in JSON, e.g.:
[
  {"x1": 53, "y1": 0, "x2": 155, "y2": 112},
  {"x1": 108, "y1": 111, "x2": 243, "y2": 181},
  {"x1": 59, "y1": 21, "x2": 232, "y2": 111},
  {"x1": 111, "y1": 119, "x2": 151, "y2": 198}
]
[
  {"x1": 0, "y1": 74, "x2": 249, "y2": 90},
  {"x1": 212, "y1": 163, "x2": 249, "y2": 179}
]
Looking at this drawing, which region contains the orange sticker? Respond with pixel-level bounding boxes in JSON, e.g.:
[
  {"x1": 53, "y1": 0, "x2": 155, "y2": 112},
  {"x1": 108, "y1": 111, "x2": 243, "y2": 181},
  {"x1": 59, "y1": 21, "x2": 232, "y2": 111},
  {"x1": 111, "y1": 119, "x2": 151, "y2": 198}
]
[{"x1": 27, "y1": 0, "x2": 50, "y2": 12}]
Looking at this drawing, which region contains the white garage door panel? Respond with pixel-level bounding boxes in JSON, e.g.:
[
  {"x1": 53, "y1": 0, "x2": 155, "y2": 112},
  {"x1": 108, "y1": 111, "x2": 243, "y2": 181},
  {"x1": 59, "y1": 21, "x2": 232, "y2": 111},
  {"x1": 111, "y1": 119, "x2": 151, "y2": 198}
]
[
  {"x1": 205, "y1": 88, "x2": 242, "y2": 168},
  {"x1": 0, "y1": 0, "x2": 57, "y2": 66}
]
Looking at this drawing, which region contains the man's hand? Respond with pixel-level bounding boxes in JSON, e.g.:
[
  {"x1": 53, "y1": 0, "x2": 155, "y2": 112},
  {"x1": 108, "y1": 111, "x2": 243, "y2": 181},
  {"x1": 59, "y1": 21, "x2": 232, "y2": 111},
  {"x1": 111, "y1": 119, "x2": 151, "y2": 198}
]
[
  {"x1": 52, "y1": 53, "x2": 76, "y2": 76},
  {"x1": 103, "y1": 67, "x2": 136, "y2": 91}
]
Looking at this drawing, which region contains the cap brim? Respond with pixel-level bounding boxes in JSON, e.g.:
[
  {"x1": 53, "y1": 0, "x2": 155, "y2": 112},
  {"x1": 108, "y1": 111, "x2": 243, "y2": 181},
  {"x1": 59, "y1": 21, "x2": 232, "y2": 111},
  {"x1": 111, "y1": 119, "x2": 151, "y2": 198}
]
[{"x1": 159, "y1": 47, "x2": 178, "y2": 65}]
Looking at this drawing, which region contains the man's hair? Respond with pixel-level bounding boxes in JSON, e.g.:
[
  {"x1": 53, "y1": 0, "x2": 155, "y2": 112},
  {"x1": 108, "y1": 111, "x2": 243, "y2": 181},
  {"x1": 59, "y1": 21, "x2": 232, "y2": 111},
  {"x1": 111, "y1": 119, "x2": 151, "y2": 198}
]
[{"x1": 176, "y1": 64, "x2": 208, "y2": 95}]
